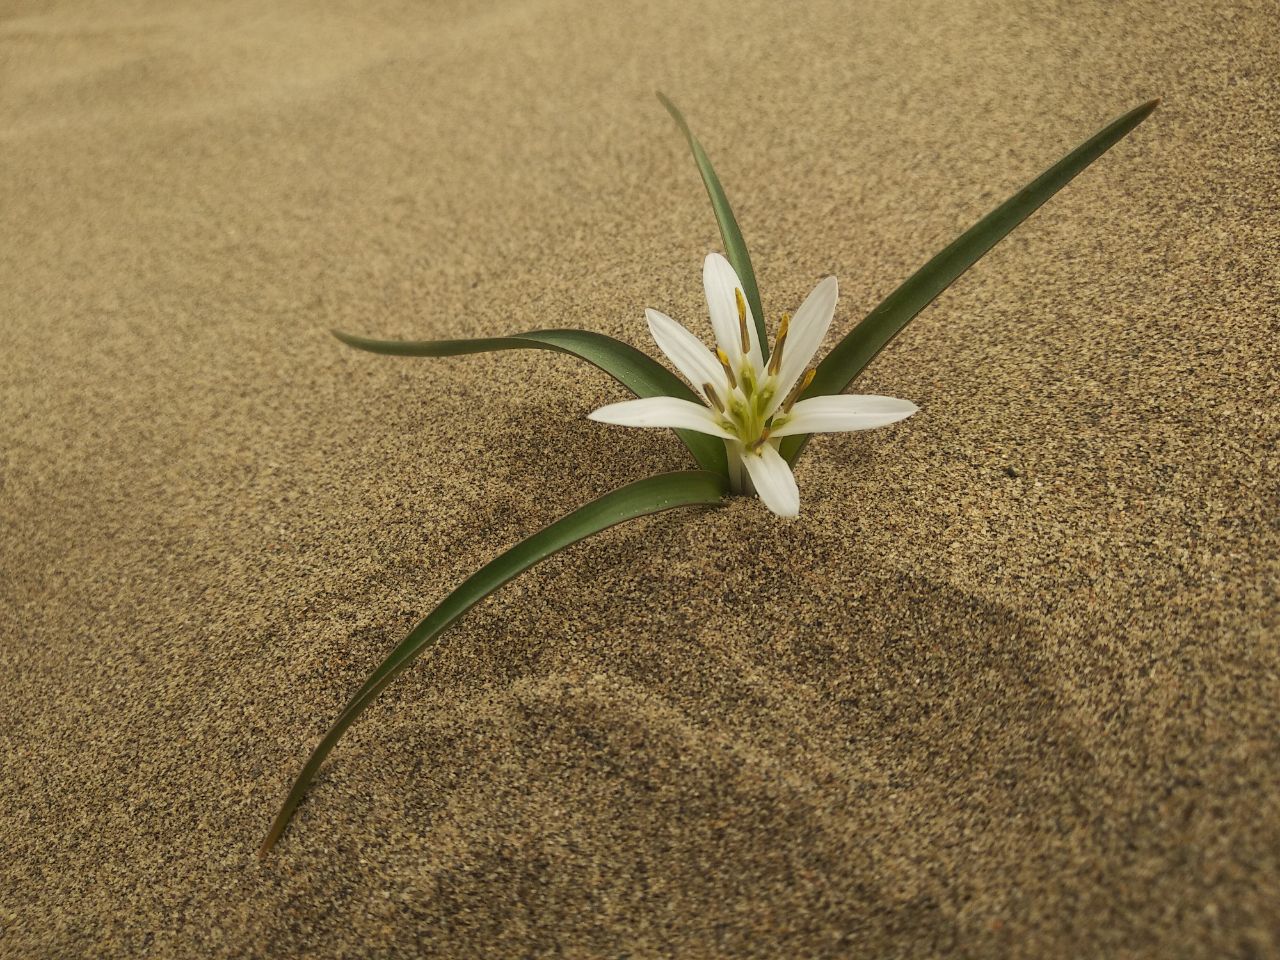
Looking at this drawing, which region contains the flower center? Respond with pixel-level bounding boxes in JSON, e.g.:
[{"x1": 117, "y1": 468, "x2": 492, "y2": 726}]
[{"x1": 703, "y1": 305, "x2": 816, "y2": 453}]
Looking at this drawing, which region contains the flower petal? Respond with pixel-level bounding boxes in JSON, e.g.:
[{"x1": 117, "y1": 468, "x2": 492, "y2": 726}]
[
  {"x1": 741, "y1": 443, "x2": 800, "y2": 517},
  {"x1": 588, "y1": 396, "x2": 736, "y2": 439},
  {"x1": 646, "y1": 308, "x2": 727, "y2": 401},
  {"x1": 768, "y1": 394, "x2": 918, "y2": 437},
  {"x1": 703, "y1": 252, "x2": 763, "y2": 372},
  {"x1": 771, "y1": 275, "x2": 838, "y2": 411}
]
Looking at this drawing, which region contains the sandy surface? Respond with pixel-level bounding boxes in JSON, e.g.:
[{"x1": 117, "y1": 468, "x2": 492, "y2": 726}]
[{"x1": 3, "y1": 0, "x2": 1278, "y2": 956}]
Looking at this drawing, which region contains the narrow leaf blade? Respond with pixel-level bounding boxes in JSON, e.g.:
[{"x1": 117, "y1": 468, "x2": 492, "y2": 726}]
[
  {"x1": 259, "y1": 469, "x2": 727, "y2": 854},
  {"x1": 333, "y1": 328, "x2": 727, "y2": 476},
  {"x1": 781, "y1": 99, "x2": 1159, "y2": 464},
  {"x1": 657, "y1": 92, "x2": 769, "y2": 359}
]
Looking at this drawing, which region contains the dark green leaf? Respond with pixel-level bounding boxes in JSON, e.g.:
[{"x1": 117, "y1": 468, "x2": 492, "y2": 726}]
[
  {"x1": 334, "y1": 328, "x2": 727, "y2": 476},
  {"x1": 657, "y1": 92, "x2": 769, "y2": 360},
  {"x1": 781, "y1": 99, "x2": 1159, "y2": 464},
  {"x1": 259, "y1": 469, "x2": 727, "y2": 855}
]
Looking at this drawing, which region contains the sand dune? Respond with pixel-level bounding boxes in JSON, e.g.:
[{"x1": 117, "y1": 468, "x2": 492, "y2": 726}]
[{"x1": 2, "y1": 0, "x2": 1277, "y2": 956}]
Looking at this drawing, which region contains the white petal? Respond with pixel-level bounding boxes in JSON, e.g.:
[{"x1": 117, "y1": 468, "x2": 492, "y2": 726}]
[
  {"x1": 645, "y1": 308, "x2": 727, "y2": 400},
  {"x1": 772, "y1": 275, "x2": 838, "y2": 411},
  {"x1": 588, "y1": 396, "x2": 736, "y2": 439},
  {"x1": 703, "y1": 253, "x2": 763, "y2": 372},
  {"x1": 768, "y1": 394, "x2": 918, "y2": 437},
  {"x1": 741, "y1": 443, "x2": 800, "y2": 518}
]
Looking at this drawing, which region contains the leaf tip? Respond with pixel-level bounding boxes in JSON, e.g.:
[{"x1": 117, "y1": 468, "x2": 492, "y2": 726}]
[
  {"x1": 1132, "y1": 98, "x2": 1161, "y2": 123},
  {"x1": 258, "y1": 807, "x2": 290, "y2": 858},
  {"x1": 656, "y1": 91, "x2": 689, "y2": 133}
]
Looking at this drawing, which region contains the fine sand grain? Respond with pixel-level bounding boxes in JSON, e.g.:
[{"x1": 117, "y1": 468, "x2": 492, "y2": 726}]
[{"x1": 2, "y1": 0, "x2": 1277, "y2": 956}]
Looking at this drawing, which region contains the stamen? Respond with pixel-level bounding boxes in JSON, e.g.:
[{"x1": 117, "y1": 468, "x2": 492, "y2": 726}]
[
  {"x1": 735, "y1": 288, "x2": 749, "y2": 354},
  {"x1": 703, "y1": 382, "x2": 725, "y2": 412},
  {"x1": 768, "y1": 313, "x2": 791, "y2": 376},
  {"x1": 782, "y1": 368, "x2": 816, "y2": 412},
  {"x1": 715, "y1": 348, "x2": 737, "y2": 389},
  {"x1": 751, "y1": 427, "x2": 772, "y2": 452}
]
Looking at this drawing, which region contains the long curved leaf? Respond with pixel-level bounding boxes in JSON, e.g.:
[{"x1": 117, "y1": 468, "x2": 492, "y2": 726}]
[
  {"x1": 658, "y1": 92, "x2": 769, "y2": 360},
  {"x1": 781, "y1": 99, "x2": 1159, "y2": 464},
  {"x1": 259, "y1": 469, "x2": 728, "y2": 855},
  {"x1": 334, "y1": 328, "x2": 727, "y2": 476}
]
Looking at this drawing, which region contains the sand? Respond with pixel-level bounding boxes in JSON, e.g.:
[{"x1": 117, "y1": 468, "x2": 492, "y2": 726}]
[{"x1": 2, "y1": 0, "x2": 1278, "y2": 956}]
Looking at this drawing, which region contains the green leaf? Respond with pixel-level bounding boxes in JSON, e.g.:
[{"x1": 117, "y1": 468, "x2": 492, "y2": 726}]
[
  {"x1": 259, "y1": 469, "x2": 727, "y2": 855},
  {"x1": 657, "y1": 92, "x2": 769, "y2": 361},
  {"x1": 333, "y1": 328, "x2": 727, "y2": 477},
  {"x1": 780, "y1": 99, "x2": 1160, "y2": 465}
]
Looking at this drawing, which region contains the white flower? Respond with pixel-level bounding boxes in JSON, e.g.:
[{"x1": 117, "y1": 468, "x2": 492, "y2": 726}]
[{"x1": 589, "y1": 253, "x2": 918, "y2": 518}]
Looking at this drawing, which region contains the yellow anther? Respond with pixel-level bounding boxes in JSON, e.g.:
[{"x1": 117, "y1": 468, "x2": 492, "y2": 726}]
[
  {"x1": 703, "y1": 382, "x2": 725, "y2": 412},
  {"x1": 782, "y1": 368, "x2": 816, "y2": 412},
  {"x1": 735, "y1": 288, "x2": 749, "y2": 353},
  {"x1": 768, "y1": 313, "x2": 791, "y2": 376},
  {"x1": 715, "y1": 348, "x2": 737, "y2": 389}
]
